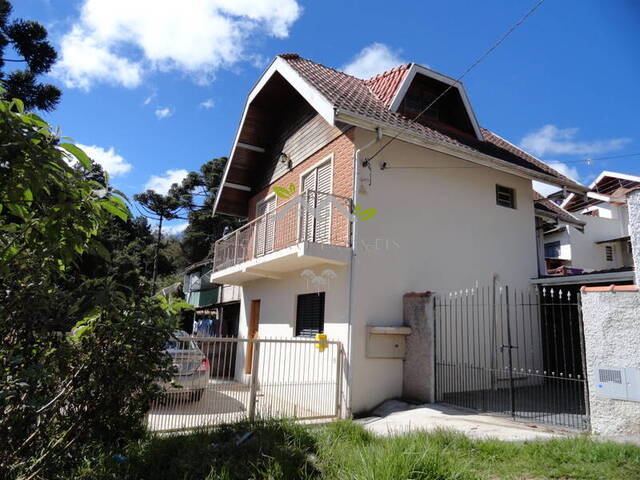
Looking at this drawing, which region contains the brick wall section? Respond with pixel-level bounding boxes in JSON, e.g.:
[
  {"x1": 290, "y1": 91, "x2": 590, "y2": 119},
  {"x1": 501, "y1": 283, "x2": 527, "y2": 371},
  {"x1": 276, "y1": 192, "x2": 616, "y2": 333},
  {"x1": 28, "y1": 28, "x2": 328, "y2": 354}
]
[{"x1": 247, "y1": 128, "x2": 355, "y2": 248}]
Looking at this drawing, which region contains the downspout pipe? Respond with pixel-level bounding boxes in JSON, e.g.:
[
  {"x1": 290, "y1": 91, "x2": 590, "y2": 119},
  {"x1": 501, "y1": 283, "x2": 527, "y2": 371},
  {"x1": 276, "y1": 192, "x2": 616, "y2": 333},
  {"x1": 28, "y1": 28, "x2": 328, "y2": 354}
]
[{"x1": 345, "y1": 127, "x2": 382, "y2": 416}]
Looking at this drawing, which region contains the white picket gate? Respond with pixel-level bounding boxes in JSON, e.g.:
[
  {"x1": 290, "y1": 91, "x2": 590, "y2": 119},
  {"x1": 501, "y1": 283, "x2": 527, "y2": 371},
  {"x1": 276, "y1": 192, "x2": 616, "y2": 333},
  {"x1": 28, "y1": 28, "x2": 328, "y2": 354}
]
[{"x1": 147, "y1": 337, "x2": 344, "y2": 432}]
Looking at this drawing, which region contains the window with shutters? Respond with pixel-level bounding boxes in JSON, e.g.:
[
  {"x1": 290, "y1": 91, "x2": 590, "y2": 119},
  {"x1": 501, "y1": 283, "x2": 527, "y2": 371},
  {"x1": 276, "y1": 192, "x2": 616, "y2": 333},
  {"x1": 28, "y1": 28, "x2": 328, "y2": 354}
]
[
  {"x1": 496, "y1": 185, "x2": 516, "y2": 209},
  {"x1": 605, "y1": 245, "x2": 614, "y2": 262},
  {"x1": 295, "y1": 292, "x2": 325, "y2": 337},
  {"x1": 255, "y1": 196, "x2": 276, "y2": 257},
  {"x1": 300, "y1": 158, "x2": 332, "y2": 243}
]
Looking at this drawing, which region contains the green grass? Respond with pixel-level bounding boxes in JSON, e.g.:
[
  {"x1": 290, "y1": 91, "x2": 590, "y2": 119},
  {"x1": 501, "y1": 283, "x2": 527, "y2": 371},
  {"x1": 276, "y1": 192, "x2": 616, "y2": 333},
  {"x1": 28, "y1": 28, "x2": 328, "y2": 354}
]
[{"x1": 69, "y1": 420, "x2": 640, "y2": 480}]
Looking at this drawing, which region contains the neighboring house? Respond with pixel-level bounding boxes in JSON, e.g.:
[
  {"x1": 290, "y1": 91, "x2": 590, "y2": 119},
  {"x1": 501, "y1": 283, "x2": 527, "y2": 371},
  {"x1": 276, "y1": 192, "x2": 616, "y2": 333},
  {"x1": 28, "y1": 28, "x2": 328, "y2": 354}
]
[
  {"x1": 538, "y1": 171, "x2": 637, "y2": 284},
  {"x1": 210, "y1": 53, "x2": 586, "y2": 413},
  {"x1": 183, "y1": 259, "x2": 241, "y2": 336}
]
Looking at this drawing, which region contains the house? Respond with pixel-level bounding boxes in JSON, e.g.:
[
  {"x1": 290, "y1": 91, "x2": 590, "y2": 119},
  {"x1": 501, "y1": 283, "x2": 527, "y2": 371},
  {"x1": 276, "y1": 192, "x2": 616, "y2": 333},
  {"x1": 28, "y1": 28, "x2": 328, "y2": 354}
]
[
  {"x1": 537, "y1": 171, "x2": 638, "y2": 286},
  {"x1": 183, "y1": 259, "x2": 241, "y2": 336},
  {"x1": 210, "y1": 53, "x2": 586, "y2": 413}
]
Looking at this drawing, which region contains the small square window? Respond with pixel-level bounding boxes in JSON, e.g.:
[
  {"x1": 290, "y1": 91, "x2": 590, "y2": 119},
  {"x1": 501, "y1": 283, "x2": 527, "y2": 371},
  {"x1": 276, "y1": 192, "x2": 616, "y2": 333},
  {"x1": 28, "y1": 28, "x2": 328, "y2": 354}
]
[
  {"x1": 605, "y1": 245, "x2": 614, "y2": 262},
  {"x1": 295, "y1": 292, "x2": 325, "y2": 337},
  {"x1": 496, "y1": 185, "x2": 516, "y2": 209}
]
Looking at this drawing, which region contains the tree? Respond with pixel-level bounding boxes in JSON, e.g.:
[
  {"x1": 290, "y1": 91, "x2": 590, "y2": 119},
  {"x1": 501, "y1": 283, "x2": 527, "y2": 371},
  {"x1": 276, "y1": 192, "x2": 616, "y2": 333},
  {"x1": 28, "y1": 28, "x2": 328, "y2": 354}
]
[
  {"x1": 134, "y1": 187, "x2": 192, "y2": 293},
  {"x1": 0, "y1": 0, "x2": 61, "y2": 111},
  {"x1": 0, "y1": 96, "x2": 178, "y2": 479}
]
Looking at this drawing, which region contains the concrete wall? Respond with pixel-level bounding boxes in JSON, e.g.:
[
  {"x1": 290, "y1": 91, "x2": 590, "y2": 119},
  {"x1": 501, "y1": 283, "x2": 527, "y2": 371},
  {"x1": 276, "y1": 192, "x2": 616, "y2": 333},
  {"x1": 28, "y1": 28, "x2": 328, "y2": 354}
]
[
  {"x1": 347, "y1": 129, "x2": 540, "y2": 413},
  {"x1": 581, "y1": 290, "x2": 640, "y2": 435}
]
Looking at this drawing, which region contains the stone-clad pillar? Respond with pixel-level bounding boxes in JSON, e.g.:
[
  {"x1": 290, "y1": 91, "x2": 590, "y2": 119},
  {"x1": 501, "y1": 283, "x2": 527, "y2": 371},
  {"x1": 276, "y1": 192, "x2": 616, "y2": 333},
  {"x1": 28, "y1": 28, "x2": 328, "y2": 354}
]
[
  {"x1": 627, "y1": 189, "x2": 640, "y2": 286},
  {"x1": 402, "y1": 292, "x2": 435, "y2": 403}
]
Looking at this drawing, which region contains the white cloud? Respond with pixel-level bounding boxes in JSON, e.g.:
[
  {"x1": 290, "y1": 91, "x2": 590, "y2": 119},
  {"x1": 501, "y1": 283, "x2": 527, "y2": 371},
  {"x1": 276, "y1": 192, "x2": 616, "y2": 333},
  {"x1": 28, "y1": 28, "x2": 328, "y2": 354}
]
[
  {"x1": 154, "y1": 107, "x2": 172, "y2": 119},
  {"x1": 161, "y1": 222, "x2": 189, "y2": 236},
  {"x1": 200, "y1": 98, "x2": 215, "y2": 109},
  {"x1": 53, "y1": 26, "x2": 143, "y2": 90},
  {"x1": 533, "y1": 161, "x2": 581, "y2": 197},
  {"x1": 77, "y1": 143, "x2": 132, "y2": 176},
  {"x1": 520, "y1": 124, "x2": 631, "y2": 157},
  {"x1": 54, "y1": 0, "x2": 301, "y2": 90},
  {"x1": 341, "y1": 43, "x2": 405, "y2": 79},
  {"x1": 144, "y1": 169, "x2": 188, "y2": 194}
]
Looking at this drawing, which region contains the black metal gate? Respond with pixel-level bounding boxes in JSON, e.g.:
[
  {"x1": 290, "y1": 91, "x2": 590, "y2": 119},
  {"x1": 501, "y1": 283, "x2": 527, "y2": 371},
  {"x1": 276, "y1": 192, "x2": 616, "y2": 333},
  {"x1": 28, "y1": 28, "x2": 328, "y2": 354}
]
[{"x1": 434, "y1": 285, "x2": 590, "y2": 430}]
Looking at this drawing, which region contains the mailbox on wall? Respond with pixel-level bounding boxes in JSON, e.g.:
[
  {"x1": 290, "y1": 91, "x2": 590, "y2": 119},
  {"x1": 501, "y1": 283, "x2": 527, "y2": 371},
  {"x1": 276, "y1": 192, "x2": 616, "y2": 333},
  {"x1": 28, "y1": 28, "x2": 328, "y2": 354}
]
[{"x1": 365, "y1": 326, "x2": 412, "y2": 359}]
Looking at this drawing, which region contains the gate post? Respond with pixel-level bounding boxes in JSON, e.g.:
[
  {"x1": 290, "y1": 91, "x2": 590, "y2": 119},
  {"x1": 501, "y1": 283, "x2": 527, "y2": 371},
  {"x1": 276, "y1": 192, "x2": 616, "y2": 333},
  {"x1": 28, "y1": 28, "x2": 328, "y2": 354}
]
[
  {"x1": 248, "y1": 341, "x2": 260, "y2": 422},
  {"x1": 402, "y1": 291, "x2": 435, "y2": 403}
]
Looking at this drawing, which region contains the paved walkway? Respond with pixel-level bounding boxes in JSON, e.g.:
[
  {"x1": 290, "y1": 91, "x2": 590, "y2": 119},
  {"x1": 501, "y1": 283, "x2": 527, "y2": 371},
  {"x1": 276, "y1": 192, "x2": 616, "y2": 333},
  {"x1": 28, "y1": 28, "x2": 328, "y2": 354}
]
[{"x1": 357, "y1": 401, "x2": 564, "y2": 442}]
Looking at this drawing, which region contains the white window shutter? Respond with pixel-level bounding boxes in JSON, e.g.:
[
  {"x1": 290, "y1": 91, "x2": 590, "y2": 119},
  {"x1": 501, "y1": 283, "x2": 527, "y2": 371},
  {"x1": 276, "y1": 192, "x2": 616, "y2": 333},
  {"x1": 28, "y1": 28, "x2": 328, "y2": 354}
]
[{"x1": 315, "y1": 162, "x2": 332, "y2": 243}]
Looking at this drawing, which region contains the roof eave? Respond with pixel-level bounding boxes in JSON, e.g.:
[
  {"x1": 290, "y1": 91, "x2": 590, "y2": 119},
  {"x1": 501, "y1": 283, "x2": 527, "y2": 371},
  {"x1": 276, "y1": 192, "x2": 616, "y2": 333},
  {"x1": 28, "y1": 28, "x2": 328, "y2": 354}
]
[
  {"x1": 335, "y1": 109, "x2": 589, "y2": 194},
  {"x1": 534, "y1": 208, "x2": 586, "y2": 229},
  {"x1": 212, "y1": 56, "x2": 336, "y2": 217}
]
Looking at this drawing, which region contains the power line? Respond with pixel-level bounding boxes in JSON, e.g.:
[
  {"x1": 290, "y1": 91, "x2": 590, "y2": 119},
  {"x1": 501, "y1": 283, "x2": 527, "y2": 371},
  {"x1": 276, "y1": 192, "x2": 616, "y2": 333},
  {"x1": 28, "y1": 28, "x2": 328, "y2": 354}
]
[
  {"x1": 367, "y1": 0, "x2": 546, "y2": 163},
  {"x1": 382, "y1": 151, "x2": 640, "y2": 170}
]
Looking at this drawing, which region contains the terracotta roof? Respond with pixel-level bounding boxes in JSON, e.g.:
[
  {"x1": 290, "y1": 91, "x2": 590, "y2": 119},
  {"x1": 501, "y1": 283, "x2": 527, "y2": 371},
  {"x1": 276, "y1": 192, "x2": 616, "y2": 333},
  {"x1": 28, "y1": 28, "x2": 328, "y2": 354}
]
[
  {"x1": 533, "y1": 191, "x2": 584, "y2": 226},
  {"x1": 364, "y1": 64, "x2": 411, "y2": 107},
  {"x1": 278, "y1": 54, "x2": 582, "y2": 187}
]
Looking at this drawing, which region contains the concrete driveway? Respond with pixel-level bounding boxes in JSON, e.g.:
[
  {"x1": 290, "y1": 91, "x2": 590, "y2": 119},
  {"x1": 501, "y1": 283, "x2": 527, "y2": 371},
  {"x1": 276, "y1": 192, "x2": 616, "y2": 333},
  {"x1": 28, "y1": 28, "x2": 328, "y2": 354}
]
[{"x1": 358, "y1": 401, "x2": 565, "y2": 442}]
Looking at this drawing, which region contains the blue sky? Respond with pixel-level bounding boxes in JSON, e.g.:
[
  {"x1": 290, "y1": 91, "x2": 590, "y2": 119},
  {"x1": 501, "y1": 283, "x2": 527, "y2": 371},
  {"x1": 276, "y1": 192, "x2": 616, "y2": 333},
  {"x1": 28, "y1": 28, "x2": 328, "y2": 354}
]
[{"x1": 14, "y1": 0, "x2": 640, "y2": 232}]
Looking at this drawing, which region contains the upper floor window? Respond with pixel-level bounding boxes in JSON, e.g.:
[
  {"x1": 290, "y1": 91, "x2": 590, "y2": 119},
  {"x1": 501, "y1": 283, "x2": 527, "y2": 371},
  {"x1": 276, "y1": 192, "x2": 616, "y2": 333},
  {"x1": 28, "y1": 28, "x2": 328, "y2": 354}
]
[
  {"x1": 544, "y1": 241, "x2": 561, "y2": 258},
  {"x1": 605, "y1": 245, "x2": 614, "y2": 262},
  {"x1": 496, "y1": 185, "x2": 516, "y2": 209}
]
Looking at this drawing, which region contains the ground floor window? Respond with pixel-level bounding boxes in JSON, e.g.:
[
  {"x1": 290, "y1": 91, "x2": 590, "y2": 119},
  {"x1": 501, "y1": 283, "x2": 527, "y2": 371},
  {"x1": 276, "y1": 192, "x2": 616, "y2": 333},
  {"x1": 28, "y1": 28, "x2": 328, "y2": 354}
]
[{"x1": 295, "y1": 292, "x2": 325, "y2": 337}]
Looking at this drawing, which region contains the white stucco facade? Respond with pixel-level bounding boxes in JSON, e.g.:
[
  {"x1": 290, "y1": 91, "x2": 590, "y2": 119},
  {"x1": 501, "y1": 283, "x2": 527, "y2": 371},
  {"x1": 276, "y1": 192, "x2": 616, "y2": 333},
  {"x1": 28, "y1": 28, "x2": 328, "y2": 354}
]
[
  {"x1": 228, "y1": 128, "x2": 543, "y2": 414},
  {"x1": 346, "y1": 129, "x2": 539, "y2": 412}
]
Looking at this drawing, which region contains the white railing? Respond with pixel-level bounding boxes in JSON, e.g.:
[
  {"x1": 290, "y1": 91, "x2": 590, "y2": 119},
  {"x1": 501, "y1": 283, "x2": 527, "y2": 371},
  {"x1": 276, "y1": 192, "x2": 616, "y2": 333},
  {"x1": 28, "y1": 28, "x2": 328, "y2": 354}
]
[
  {"x1": 213, "y1": 190, "x2": 352, "y2": 273},
  {"x1": 147, "y1": 337, "x2": 344, "y2": 432}
]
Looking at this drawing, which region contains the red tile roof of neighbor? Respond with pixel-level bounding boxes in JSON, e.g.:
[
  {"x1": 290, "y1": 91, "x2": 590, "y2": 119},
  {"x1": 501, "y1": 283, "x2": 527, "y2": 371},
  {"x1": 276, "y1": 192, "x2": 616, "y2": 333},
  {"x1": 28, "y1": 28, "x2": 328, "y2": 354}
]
[
  {"x1": 278, "y1": 54, "x2": 580, "y2": 186},
  {"x1": 533, "y1": 191, "x2": 585, "y2": 226},
  {"x1": 581, "y1": 285, "x2": 638, "y2": 292}
]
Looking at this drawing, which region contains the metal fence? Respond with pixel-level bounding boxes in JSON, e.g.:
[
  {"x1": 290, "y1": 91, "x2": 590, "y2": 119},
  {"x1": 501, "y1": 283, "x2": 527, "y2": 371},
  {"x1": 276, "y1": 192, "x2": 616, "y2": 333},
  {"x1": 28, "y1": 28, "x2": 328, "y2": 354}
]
[
  {"x1": 434, "y1": 285, "x2": 589, "y2": 430},
  {"x1": 213, "y1": 190, "x2": 352, "y2": 272},
  {"x1": 148, "y1": 337, "x2": 344, "y2": 432}
]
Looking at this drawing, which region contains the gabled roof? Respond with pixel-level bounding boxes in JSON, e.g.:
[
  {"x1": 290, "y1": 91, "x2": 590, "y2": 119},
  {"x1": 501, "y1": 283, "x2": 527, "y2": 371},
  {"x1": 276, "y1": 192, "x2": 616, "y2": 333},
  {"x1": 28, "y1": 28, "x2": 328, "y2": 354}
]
[
  {"x1": 281, "y1": 55, "x2": 583, "y2": 186},
  {"x1": 533, "y1": 191, "x2": 585, "y2": 229},
  {"x1": 213, "y1": 54, "x2": 587, "y2": 216},
  {"x1": 562, "y1": 171, "x2": 640, "y2": 212}
]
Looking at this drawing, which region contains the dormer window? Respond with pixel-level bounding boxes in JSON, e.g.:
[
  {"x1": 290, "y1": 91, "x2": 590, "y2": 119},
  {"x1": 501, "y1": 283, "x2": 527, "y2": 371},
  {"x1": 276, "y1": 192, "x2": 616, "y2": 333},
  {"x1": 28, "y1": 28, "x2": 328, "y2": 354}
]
[
  {"x1": 401, "y1": 90, "x2": 440, "y2": 121},
  {"x1": 395, "y1": 72, "x2": 477, "y2": 137}
]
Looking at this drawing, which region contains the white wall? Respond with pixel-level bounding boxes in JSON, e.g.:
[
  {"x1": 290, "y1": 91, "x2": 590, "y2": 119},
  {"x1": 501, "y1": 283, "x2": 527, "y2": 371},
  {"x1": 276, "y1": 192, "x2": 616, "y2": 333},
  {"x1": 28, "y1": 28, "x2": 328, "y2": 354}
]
[
  {"x1": 568, "y1": 214, "x2": 629, "y2": 271},
  {"x1": 544, "y1": 228, "x2": 572, "y2": 260},
  {"x1": 347, "y1": 129, "x2": 540, "y2": 413}
]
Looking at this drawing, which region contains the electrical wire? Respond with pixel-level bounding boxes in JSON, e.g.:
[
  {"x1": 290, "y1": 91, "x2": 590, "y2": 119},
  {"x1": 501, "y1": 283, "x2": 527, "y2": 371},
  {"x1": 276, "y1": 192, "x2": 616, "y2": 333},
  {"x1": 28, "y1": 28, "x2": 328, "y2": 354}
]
[
  {"x1": 382, "y1": 152, "x2": 640, "y2": 170},
  {"x1": 367, "y1": 0, "x2": 546, "y2": 163}
]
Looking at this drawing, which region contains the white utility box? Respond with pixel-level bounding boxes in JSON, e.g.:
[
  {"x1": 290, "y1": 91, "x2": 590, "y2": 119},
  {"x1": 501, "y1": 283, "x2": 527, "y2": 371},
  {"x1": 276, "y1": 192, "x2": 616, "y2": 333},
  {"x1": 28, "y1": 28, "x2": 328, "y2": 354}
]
[{"x1": 594, "y1": 366, "x2": 640, "y2": 402}]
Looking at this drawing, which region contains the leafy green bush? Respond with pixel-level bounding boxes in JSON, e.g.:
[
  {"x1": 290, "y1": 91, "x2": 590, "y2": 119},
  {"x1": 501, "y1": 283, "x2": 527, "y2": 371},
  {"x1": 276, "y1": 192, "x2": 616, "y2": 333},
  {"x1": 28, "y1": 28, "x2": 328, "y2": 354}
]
[{"x1": 0, "y1": 97, "x2": 177, "y2": 479}]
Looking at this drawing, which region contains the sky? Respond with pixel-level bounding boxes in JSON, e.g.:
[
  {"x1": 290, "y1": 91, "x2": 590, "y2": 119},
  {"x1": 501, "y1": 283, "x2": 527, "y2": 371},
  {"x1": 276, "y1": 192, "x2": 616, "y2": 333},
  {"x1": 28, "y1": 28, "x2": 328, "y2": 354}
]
[{"x1": 13, "y1": 0, "x2": 640, "y2": 233}]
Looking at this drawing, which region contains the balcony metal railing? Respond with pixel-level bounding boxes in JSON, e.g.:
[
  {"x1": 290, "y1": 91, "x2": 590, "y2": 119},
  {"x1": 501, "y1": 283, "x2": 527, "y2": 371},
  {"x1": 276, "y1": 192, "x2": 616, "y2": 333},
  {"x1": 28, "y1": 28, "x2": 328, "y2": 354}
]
[{"x1": 213, "y1": 190, "x2": 352, "y2": 273}]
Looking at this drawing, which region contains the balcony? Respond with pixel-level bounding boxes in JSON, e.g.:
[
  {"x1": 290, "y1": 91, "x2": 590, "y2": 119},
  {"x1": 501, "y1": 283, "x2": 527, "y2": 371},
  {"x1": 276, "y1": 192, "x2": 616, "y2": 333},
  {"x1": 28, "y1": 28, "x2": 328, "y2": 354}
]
[{"x1": 211, "y1": 191, "x2": 353, "y2": 284}]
